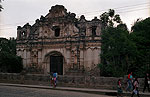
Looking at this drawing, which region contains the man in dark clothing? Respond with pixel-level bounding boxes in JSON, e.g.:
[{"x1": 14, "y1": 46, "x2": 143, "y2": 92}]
[{"x1": 143, "y1": 73, "x2": 150, "y2": 93}]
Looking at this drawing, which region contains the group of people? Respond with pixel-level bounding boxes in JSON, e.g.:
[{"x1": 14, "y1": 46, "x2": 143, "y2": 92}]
[
  {"x1": 117, "y1": 72, "x2": 150, "y2": 97},
  {"x1": 50, "y1": 71, "x2": 150, "y2": 95}
]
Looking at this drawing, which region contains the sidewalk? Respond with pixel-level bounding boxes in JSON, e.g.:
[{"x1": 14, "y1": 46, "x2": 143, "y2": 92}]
[{"x1": 0, "y1": 83, "x2": 150, "y2": 97}]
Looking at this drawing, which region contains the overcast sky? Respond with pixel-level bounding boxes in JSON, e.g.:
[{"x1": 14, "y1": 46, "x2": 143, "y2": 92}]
[{"x1": 0, "y1": 0, "x2": 149, "y2": 38}]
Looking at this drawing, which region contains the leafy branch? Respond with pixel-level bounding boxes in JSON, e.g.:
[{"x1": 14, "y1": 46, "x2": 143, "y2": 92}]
[{"x1": 0, "y1": 0, "x2": 4, "y2": 12}]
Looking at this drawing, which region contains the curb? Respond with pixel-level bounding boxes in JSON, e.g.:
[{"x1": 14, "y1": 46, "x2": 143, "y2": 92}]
[
  {"x1": 0, "y1": 83, "x2": 111, "y2": 95},
  {"x1": 0, "y1": 83, "x2": 150, "y2": 97}
]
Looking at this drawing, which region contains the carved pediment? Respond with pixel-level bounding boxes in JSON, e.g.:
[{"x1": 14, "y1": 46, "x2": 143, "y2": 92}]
[{"x1": 45, "y1": 5, "x2": 67, "y2": 18}]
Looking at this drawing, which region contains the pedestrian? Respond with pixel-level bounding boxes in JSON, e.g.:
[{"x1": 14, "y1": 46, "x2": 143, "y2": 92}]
[
  {"x1": 53, "y1": 70, "x2": 58, "y2": 87},
  {"x1": 117, "y1": 79, "x2": 123, "y2": 97},
  {"x1": 50, "y1": 72, "x2": 54, "y2": 86},
  {"x1": 126, "y1": 72, "x2": 133, "y2": 92},
  {"x1": 131, "y1": 77, "x2": 140, "y2": 97},
  {"x1": 143, "y1": 73, "x2": 150, "y2": 92}
]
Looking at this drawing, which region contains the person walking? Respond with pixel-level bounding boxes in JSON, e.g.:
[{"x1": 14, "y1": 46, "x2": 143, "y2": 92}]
[
  {"x1": 126, "y1": 72, "x2": 133, "y2": 92},
  {"x1": 117, "y1": 79, "x2": 123, "y2": 97},
  {"x1": 131, "y1": 77, "x2": 140, "y2": 97},
  {"x1": 143, "y1": 73, "x2": 150, "y2": 92},
  {"x1": 50, "y1": 72, "x2": 54, "y2": 86},
  {"x1": 53, "y1": 70, "x2": 58, "y2": 87}
]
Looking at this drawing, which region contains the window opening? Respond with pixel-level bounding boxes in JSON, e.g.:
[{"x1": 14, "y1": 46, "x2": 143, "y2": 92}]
[
  {"x1": 92, "y1": 26, "x2": 97, "y2": 36},
  {"x1": 55, "y1": 28, "x2": 60, "y2": 37}
]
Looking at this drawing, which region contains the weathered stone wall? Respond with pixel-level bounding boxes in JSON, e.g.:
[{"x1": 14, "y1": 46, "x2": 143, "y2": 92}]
[
  {"x1": 0, "y1": 73, "x2": 146, "y2": 90},
  {"x1": 16, "y1": 5, "x2": 102, "y2": 75}
]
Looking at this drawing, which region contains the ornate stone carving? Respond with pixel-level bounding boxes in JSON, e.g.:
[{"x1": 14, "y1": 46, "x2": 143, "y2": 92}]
[{"x1": 16, "y1": 5, "x2": 102, "y2": 75}]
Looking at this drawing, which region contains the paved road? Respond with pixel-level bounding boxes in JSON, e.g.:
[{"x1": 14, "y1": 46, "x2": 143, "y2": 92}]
[{"x1": 0, "y1": 86, "x2": 115, "y2": 97}]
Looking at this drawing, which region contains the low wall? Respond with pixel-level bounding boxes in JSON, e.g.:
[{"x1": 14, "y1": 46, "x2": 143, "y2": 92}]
[{"x1": 0, "y1": 73, "x2": 145, "y2": 90}]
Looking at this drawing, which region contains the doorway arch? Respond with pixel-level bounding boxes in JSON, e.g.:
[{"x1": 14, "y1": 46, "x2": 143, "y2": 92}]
[{"x1": 49, "y1": 51, "x2": 63, "y2": 75}]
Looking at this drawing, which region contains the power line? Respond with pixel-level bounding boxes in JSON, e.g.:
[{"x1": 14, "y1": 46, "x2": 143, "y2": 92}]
[
  {"x1": 0, "y1": 2, "x2": 149, "y2": 30},
  {"x1": 0, "y1": 27, "x2": 16, "y2": 30},
  {"x1": 77, "y1": 2, "x2": 150, "y2": 15},
  {"x1": 0, "y1": 21, "x2": 34, "y2": 26},
  {"x1": 113, "y1": 2, "x2": 149, "y2": 10},
  {"x1": 84, "y1": 7, "x2": 149, "y2": 18},
  {"x1": 1, "y1": 2, "x2": 149, "y2": 27},
  {"x1": 0, "y1": 6, "x2": 149, "y2": 31},
  {"x1": 117, "y1": 7, "x2": 149, "y2": 13}
]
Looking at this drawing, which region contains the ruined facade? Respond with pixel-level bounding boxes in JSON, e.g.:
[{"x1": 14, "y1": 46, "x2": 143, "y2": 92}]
[{"x1": 16, "y1": 5, "x2": 102, "y2": 75}]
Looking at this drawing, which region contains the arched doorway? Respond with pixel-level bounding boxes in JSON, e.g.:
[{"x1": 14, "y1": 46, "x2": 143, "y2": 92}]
[{"x1": 50, "y1": 51, "x2": 63, "y2": 75}]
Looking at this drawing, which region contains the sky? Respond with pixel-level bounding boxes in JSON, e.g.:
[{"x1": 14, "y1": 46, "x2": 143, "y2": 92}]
[{"x1": 0, "y1": 0, "x2": 149, "y2": 39}]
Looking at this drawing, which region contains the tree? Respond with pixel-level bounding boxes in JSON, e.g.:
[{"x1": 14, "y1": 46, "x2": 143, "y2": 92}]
[
  {"x1": 0, "y1": 38, "x2": 23, "y2": 73},
  {"x1": 0, "y1": 38, "x2": 16, "y2": 54},
  {"x1": 100, "y1": 9, "x2": 122, "y2": 29},
  {"x1": 130, "y1": 17, "x2": 150, "y2": 77},
  {"x1": 99, "y1": 9, "x2": 138, "y2": 77},
  {"x1": 0, "y1": 51, "x2": 23, "y2": 73},
  {"x1": 100, "y1": 24, "x2": 137, "y2": 77},
  {"x1": 0, "y1": 0, "x2": 4, "y2": 12}
]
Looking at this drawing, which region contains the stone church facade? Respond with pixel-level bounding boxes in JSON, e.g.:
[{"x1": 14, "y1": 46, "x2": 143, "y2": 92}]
[{"x1": 16, "y1": 5, "x2": 102, "y2": 75}]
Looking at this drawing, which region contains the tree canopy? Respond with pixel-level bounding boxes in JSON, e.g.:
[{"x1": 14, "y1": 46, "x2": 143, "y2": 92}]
[
  {"x1": 99, "y1": 9, "x2": 150, "y2": 77},
  {"x1": 0, "y1": 38, "x2": 23, "y2": 73},
  {"x1": 100, "y1": 24, "x2": 137, "y2": 77},
  {"x1": 100, "y1": 9, "x2": 122, "y2": 28},
  {"x1": 129, "y1": 17, "x2": 150, "y2": 77},
  {"x1": 0, "y1": 0, "x2": 4, "y2": 11}
]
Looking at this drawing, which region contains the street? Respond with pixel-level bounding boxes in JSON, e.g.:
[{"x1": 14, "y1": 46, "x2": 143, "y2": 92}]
[{"x1": 0, "y1": 86, "x2": 115, "y2": 97}]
